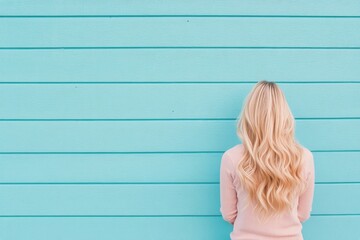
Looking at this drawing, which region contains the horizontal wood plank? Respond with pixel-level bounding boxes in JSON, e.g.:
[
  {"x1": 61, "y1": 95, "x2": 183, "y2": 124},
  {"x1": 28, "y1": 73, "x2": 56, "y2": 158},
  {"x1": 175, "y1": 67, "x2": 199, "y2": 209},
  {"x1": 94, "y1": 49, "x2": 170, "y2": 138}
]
[
  {"x1": 0, "y1": 184, "x2": 358, "y2": 215},
  {"x1": 0, "y1": 216, "x2": 359, "y2": 240},
  {"x1": 0, "y1": 152, "x2": 359, "y2": 183},
  {"x1": 1, "y1": 18, "x2": 359, "y2": 47},
  {"x1": 0, "y1": 120, "x2": 359, "y2": 152},
  {"x1": 0, "y1": 83, "x2": 359, "y2": 119},
  {"x1": 1, "y1": 50, "x2": 360, "y2": 82},
  {"x1": 1, "y1": 1, "x2": 360, "y2": 16},
  {"x1": 0, "y1": 119, "x2": 360, "y2": 152}
]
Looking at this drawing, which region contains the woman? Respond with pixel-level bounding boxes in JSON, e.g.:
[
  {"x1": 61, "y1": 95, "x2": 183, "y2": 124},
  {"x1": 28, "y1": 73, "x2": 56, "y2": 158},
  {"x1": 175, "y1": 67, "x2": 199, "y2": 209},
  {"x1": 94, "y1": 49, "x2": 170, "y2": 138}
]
[{"x1": 220, "y1": 80, "x2": 315, "y2": 240}]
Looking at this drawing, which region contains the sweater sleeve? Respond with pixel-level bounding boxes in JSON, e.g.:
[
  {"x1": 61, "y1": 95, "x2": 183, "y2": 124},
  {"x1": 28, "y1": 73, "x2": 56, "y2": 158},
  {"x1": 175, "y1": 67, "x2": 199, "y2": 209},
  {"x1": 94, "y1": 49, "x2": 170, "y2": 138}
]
[
  {"x1": 220, "y1": 151, "x2": 238, "y2": 225},
  {"x1": 297, "y1": 149, "x2": 315, "y2": 223}
]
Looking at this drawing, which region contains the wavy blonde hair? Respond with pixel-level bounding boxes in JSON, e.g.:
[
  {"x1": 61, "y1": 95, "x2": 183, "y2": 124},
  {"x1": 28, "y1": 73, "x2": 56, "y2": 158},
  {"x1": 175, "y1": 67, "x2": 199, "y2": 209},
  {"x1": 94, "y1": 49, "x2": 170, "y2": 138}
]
[{"x1": 235, "y1": 80, "x2": 306, "y2": 222}]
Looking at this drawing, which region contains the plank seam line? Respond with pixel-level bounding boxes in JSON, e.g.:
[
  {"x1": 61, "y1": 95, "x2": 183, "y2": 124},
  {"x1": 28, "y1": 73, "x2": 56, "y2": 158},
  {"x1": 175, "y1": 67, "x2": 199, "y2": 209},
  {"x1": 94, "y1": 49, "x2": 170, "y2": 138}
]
[
  {"x1": 1, "y1": 47, "x2": 360, "y2": 50},
  {"x1": 1, "y1": 15, "x2": 360, "y2": 18},
  {"x1": 0, "y1": 150, "x2": 359, "y2": 154},
  {"x1": 0, "y1": 81, "x2": 359, "y2": 84},
  {"x1": 0, "y1": 182, "x2": 358, "y2": 185},
  {"x1": 0, "y1": 214, "x2": 359, "y2": 218},
  {"x1": 0, "y1": 117, "x2": 359, "y2": 121}
]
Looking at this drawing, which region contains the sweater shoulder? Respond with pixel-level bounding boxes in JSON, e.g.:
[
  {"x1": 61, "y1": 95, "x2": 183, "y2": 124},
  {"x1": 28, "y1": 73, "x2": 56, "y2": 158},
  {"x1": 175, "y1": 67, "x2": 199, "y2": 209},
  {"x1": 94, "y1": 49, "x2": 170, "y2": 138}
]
[
  {"x1": 223, "y1": 143, "x2": 244, "y2": 166},
  {"x1": 300, "y1": 146, "x2": 315, "y2": 178}
]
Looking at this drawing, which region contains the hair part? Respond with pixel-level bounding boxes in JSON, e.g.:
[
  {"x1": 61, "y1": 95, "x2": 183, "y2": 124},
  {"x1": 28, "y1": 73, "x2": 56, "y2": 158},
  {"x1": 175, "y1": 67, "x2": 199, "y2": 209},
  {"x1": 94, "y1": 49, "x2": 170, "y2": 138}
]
[{"x1": 235, "y1": 80, "x2": 307, "y2": 222}]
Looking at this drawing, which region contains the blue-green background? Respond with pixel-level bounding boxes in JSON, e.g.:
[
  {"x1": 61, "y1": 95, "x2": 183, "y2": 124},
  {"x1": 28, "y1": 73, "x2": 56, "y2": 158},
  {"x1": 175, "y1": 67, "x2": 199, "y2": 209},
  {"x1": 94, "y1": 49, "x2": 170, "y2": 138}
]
[{"x1": 0, "y1": 1, "x2": 359, "y2": 239}]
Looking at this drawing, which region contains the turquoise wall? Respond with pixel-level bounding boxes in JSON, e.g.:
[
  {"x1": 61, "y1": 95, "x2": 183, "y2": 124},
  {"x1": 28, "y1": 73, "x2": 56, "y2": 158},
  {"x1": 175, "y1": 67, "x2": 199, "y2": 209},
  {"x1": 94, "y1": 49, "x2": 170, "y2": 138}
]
[{"x1": 0, "y1": 1, "x2": 359, "y2": 239}]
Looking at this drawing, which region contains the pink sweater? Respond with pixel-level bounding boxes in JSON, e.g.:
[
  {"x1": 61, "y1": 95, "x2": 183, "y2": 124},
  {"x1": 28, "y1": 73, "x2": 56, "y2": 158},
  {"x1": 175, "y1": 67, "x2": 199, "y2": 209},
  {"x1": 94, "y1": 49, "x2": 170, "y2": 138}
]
[{"x1": 220, "y1": 144, "x2": 315, "y2": 240}]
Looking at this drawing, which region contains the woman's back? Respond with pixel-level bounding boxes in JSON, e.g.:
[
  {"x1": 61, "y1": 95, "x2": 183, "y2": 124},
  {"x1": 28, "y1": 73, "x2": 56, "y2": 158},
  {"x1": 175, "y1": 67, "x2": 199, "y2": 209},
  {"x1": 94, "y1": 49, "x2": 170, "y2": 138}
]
[{"x1": 220, "y1": 143, "x2": 315, "y2": 240}]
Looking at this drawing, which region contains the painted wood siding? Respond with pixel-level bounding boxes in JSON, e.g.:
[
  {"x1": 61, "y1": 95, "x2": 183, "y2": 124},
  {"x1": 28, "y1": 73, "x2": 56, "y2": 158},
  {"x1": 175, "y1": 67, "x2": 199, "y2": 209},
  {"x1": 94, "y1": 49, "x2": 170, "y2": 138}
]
[{"x1": 0, "y1": 1, "x2": 359, "y2": 239}]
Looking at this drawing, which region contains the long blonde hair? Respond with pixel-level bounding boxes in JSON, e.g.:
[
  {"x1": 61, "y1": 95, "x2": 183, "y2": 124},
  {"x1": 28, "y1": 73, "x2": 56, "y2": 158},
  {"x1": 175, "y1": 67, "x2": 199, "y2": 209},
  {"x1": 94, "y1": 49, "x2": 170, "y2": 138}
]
[{"x1": 236, "y1": 80, "x2": 306, "y2": 222}]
